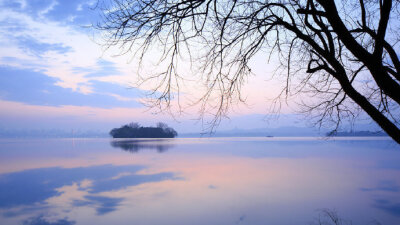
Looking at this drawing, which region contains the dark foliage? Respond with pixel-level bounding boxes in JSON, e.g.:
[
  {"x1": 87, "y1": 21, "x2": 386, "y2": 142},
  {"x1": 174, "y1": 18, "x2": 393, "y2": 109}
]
[{"x1": 109, "y1": 122, "x2": 178, "y2": 138}]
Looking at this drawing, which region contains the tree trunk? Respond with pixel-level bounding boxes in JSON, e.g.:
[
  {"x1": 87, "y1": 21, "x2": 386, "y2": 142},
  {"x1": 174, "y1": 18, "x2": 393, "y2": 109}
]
[{"x1": 341, "y1": 80, "x2": 400, "y2": 144}]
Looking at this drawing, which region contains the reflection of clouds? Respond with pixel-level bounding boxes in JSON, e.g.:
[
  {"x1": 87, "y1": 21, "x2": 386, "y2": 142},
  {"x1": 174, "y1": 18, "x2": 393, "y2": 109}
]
[
  {"x1": 360, "y1": 180, "x2": 400, "y2": 192},
  {"x1": 208, "y1": 185, "x2": 217, "y2": 189},
  {"x1": 73, "y1": 195, "x2": 124, "y2": 215},
  {"x1": 361, "y1": 180, "x2": 400, "y2": 217},
  {"x1": 373, "y1": 199, "x2": 400, "y2": 217},
  {"x1": 89, "y1": 171, "x2": 176, "y2": 194},
  {"x1": 235, "y1": 214, "x2": 246, "y2": 224},
  {"x1": 22, "y1": 215, "x2": 75, "y2": 225},
  {"x1": 110, "y1": 139, "x2": 175, "y2": 153},
  {"x1": 0, "y1": 164, "x2": 177, "y2": 216},
  {"x1": 0, "y1": 165, "x2": 140, "y2": 209}
]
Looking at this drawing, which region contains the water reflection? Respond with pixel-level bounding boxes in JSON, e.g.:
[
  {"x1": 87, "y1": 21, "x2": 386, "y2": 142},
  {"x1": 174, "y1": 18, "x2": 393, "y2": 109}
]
[
  {"x1": 360, "y1": 180, "x2": 400, "y2": 217},
  {"x1": 110, "y1": 139, "x2": 175, "y2": 153},
  {"x1": 0, "y1": 138, "x2": 399, "y2": 225},
  {"x1": 361, "y1": 180, "x2": 400, "y2": 192},
  {"x1": 0, "y1": 164, "x2": 178, "y2": 217},
  {"x1": 373, "y1": 199, "x2": 400, "y2": 217}
]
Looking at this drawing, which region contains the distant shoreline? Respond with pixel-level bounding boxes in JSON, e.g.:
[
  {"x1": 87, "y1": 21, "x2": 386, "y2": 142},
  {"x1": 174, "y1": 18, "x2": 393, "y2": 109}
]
[
  {"x1": 0, "y1": 136, "x2": 392, "y2": 141},
  {"x1": 326, "y1": 131, "x2": 388, "y2": 137}
]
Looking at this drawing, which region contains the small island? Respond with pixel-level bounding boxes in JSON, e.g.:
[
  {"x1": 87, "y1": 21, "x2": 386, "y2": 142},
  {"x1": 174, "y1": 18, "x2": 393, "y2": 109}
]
[{"x1": 110, "y1": 122, "x2": 178, "y2": 138}]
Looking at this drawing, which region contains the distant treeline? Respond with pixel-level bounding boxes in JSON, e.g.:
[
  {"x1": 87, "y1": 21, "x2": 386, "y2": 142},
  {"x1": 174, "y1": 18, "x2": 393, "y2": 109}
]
[
  {"x1": 327, "y1": 130, "x2": 388, "y2": 137},
  {"x1": 110, "y1": 122, "x2": 178, "y2": 138}
]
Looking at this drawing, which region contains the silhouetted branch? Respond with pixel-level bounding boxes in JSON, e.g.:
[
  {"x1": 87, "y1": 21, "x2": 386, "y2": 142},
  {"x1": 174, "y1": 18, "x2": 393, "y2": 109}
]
[{"x1": 95, "y1": 0, "x2": 400, "y2": 143}]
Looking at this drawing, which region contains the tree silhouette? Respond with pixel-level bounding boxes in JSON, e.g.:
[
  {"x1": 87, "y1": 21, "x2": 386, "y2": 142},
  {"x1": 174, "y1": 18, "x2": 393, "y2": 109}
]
[
  {"x1": 110, "y1": 122, "x2": 178, "y2": 138},
  {"x1": 96, "y1": 0, "x2": 400, "y2": 143}
]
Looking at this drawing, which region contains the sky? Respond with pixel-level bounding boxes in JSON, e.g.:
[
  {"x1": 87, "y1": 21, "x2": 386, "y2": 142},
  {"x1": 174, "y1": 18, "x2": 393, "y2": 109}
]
[{"x1": 0, "y1": 0, "x2": 378, "y2": 134}]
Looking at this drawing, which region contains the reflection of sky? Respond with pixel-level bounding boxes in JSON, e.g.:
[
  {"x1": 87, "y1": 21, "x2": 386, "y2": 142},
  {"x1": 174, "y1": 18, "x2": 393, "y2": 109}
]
[
  {"x1": 373, "y1": 199, "x2": 400, "y2": 217},
  {"x1": 0, "y1": 138, "x2": 399, "y2": 225},
  {"x1": 360, "y1": 180, "x2": 400, "y2": 218},
  {"x1": 0, "y1": 164, "x2": 177, "y2": 219},
  {"x1": 361, "y1": 180, "x2": 400, "y2": 192}
]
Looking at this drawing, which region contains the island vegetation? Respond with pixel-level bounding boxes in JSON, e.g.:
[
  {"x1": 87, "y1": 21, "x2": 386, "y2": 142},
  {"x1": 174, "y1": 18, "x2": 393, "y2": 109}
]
[{"x1": 110, "y1": 122, "x2": 178, "y2": 138}]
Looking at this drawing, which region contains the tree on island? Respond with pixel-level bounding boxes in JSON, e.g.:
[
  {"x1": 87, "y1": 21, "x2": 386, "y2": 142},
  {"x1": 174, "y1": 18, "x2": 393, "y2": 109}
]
[
  {"x1": 97, "y1": 0, "x2": 400, "y2": 144},
  {"x1": 110, "y1": 122, "x2": 178, "y2": 138}
]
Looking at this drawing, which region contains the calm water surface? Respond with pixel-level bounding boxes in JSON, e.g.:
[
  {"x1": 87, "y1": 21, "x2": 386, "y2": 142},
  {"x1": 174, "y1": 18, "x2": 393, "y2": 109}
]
[{"x1": 0, "y1": 137, "x2": 399, "y2": 225}]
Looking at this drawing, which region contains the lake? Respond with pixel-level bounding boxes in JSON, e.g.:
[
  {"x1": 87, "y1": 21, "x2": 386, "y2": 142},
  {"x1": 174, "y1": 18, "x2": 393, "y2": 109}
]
[{"x1": 0, "y1": 137, "x2": 399, "y2": 225}]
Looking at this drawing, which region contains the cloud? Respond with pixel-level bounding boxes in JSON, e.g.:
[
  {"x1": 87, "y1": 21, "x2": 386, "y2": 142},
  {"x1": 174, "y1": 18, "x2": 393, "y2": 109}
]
[
  {"x1": 75, "y1": 59, "x2": 121, "y2": 78},
  {"x1": 0, "y1": 1, "x2": 225, "y2": 117},
  {"x1": 73, "y1": 195, "x2": 123, "y2": 215},
  {"x1": 0, "y1": 0, "x2": 99, "y2": 25},
  {"x1": 22, "y1": 215, "x2": 76, "y2": 225},
  {"x1": 0, "y1": 66, "x2": 141, "y2": 108},
  {"x1": 0, "y1": 1, "x2": 136, "y2": 95},
  {"x1": 16, "y1": 35, "x2": 72, "y2": 56},
  {"x1": 0, "y1": 6, "x2": 97, "y2": 92},
  {"x1": 0, "y1": 0, "x2": 284, "y2": 130}
]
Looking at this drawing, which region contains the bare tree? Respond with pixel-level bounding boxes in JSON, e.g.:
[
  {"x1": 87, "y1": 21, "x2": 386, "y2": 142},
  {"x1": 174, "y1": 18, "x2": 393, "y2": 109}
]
[
  {"x1": 95, "y1": 0, "x2": 400, "y2": 144},
  {"x1": 311, "y1": 209, "x2": 348, "y2": 225},
  {"x1": 128, "y1": 122, "x2": 140, "y2": 129},
  {"x1": 156, "y1": 122, "x2": 168, "y2": 129},
  {"x1": 309, "y1": 208, "x2": 383, "y2": 225}
]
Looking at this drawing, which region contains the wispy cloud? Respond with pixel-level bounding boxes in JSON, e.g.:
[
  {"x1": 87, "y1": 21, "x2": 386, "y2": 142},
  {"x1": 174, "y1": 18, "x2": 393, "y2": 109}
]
[
  {"x1": 0, "y1": 0, "x2": 283, "y2": 131},
  {"x1": 0, "y1": 0, "x2": 136, "y2": 95},
  {"x1": 0, "y1": 66, "x2": 141, "y2": 108}
]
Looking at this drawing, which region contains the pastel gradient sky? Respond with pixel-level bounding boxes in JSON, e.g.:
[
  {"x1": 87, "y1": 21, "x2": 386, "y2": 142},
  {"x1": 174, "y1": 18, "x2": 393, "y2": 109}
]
[{"x1": 0, "y1": 0, "x2": 343, "y2": 133}]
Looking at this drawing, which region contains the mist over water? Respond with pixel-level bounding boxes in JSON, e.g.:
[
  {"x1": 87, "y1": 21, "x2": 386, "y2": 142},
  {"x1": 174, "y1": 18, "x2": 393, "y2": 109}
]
[{"x1": 0, "y1": 137, "x2": 399, "y2": 225}]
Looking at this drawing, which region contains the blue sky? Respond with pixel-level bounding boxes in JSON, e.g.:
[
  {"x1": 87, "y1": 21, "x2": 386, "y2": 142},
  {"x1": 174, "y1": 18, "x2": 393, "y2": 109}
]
[
  {"x1": 0, "y1": 0, "x2": 169, "y2": 131},
  {"x1": 0, "y1": 66, "x2": 142, "y2": 108},
  {"x1": 0, "y1": 0, "x2": 379, "y2": 134},
  {"x1": 0, "y1": 0, "x2": 291, "y2": 133}
]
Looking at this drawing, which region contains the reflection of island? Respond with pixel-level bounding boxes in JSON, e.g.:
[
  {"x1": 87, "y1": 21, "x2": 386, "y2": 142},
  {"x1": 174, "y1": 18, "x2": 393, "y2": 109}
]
[
  {"x1": 110, "y1": 140, "x2": 175, "y2": 153},
  {"x1": 110, "y1": 122, "x2": 177, "y2": 138}
]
